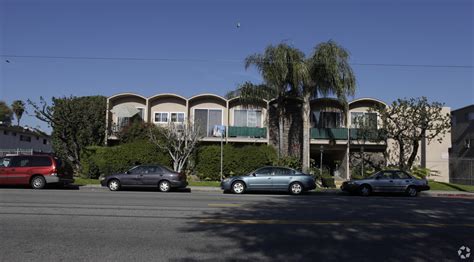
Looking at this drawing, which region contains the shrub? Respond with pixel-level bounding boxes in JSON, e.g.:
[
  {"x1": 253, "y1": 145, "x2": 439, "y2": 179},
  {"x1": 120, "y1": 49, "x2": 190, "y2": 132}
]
[
  {"x1": 80, "y1": 140, "x2": 171, "y2": 178},
  {"x1": 195, "y1": 144, "x2": 277, "y2": 180},
  {"x1": 118, "y1": 121, "x2": 155, "y2": 144},
  {"x1": 321, "y1": 175, "x2": 335, "y2": 188},
  {"x1": 274, "y1": 156, "x2": 301, "y2": 170},
  {"x1": 411, "y1": 166, "x2": 431, "y2": 179}
]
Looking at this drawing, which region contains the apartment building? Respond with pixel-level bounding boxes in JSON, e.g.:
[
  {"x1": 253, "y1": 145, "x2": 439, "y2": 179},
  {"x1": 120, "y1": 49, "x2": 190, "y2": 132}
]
[
  {"x1": 0, "y1": 125, "x2": 53, "y2": 155},
  {"x1": 449, "y1": 104, "x2": 474, "y2": 185},
  {"x1": 105, "y1": 92, "x2": 451, "y2": 182}
]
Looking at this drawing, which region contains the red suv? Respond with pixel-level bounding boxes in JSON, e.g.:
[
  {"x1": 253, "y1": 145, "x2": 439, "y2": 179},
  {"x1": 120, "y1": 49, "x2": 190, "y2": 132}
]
[{"x1": 0, "y1": 155, "x2": 74, "y2": 189}]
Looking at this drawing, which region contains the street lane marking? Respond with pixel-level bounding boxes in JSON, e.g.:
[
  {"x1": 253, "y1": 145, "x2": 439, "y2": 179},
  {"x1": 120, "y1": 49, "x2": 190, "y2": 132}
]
[
  {"x1": 208, "y1": 203, "x2": 242, "y2": 207},
  {"x1": 199, "y1": 219, "x2": 474, "y2": 227}
]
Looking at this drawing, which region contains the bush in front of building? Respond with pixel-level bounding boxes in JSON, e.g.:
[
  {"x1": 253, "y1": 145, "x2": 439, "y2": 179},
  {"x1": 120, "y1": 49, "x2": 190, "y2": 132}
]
[
  {"x1": 195, "y1": 144, "x2": 277, "y2": 181},
  {"x1": 80, "y1": 140, "x2": 171, "y2": 178}
]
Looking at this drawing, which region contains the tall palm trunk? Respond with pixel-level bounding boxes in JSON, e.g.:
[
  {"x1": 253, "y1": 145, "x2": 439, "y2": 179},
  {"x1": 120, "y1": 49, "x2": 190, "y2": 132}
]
[
  {"x1": 278, "y1": 99, "x2": 284, "y2": 158},
  {"x1": 302, "y1": 93, "x2": 311, "y2": 172}
]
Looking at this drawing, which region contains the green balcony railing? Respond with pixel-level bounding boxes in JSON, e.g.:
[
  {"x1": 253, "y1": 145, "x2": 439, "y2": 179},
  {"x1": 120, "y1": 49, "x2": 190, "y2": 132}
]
[
  {"x1": 349, "y1": 128, "x2": 387, "y2": 141},
  {"x1": 310, "y1": 128, "x2": 348, "y2": 140},
  {"x1": 228, "y1": 126, "x2": 267, "y2": 138}
]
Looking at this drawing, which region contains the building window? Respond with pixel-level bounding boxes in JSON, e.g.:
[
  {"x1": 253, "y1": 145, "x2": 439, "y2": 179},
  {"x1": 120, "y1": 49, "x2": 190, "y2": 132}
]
[
  {"x1": 312, "y1": 111, "x2": 344, "y2": 128},
  {"x1": 154, "y1": 112, "x2": 169, "y2": 123},
  {"x1": 43, "y1": 139, "x2": 48, "y2": 145},
  {"x1": 467, "y1": 112, "x2": 474, "y2": 121},
  {"x1": 117, "y1": 117, "x2": 130, "y2": 129},
  {"x1": 234, "y1": 110, "x2": 262, "y2": 127},
  {"x1": 20, "y1": 135, "x2": 31, "y2": 142},
  {"x1": 136, "y1": 108, "x2": 145, "y2": 120},
  {"x1": 194, "y1": 109, "x2": 222, "y2": 137},
  {"x1": 170, "y1": 112, "x2": 185, "y2": 123},
  {"x1": 351, "y1": 112, "x2": 377, "y2": 129}
]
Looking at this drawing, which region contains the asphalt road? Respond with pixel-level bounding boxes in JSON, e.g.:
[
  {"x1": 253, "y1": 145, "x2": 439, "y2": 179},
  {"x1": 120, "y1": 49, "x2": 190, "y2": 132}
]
[{"x1": 1, "y1": 187, "x2": 474, "y2": 262}]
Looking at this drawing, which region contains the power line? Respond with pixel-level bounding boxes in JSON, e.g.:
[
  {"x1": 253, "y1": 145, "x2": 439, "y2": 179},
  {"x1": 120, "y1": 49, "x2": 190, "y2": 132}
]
[{"x1": 1, "y1": 54, "x2": 472, "y2": 69}]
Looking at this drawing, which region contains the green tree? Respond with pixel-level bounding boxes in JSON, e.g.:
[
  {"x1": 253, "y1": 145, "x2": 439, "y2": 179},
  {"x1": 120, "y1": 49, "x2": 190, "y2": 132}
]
[
  {"x1": 374, "y1": 97, "x2": 451, "y2": 170},
  {"x1": 229, "y1": 43, "x2": 307, "y2": 159},
  {"x1": 11, "y1": 100, "x2": 26, "y2": 126},
  {"x1": 0, "y1": 101, "x2": 13, "y2": 125},
  {"x1": 302, "y1": 40, "x2": 356, "y2": 171},
  {"x1": 28, "y1": 96, "x2": 107, "y2": 172}
]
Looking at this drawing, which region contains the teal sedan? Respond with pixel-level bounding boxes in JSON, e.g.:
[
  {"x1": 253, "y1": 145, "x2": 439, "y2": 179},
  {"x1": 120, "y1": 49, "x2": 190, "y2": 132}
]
[{"x1": 220, "y1": 166, "x2": 316, "y2": 195}]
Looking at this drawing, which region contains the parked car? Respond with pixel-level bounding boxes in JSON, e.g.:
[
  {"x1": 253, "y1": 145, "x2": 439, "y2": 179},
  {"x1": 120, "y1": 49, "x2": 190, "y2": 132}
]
[
  {"x1": 341, "y1": 170, "x2": 430, "y2": 197},
  {"x1": 221, "y1": 166, "x2": 316, "y2": 195},
  {"x1": 100, "y1": 165, "x2": 188, "y2": 192},
  {"x1": 0, "y1": 154, "x2": 74, "y2": 189}
]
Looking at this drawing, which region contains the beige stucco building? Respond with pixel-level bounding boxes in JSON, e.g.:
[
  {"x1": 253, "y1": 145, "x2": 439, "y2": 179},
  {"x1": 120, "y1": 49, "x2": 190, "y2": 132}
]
[{"x1": 105, "y1": 92, "x2": 451, "y2": 182}]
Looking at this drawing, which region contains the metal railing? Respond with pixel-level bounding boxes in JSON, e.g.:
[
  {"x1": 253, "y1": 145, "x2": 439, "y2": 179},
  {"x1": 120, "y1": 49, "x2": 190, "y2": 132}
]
[
  {"x1": 0, "y1": 149, "x2": 34, "y2": 157},
  {"x1": 450, "y1": 158, "x2": 474, "y2": 185}
]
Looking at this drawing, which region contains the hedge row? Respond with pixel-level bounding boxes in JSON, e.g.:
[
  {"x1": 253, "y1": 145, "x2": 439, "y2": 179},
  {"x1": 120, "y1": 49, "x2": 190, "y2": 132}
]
[
  {"x1": 195, "y1": 144, "x2": 277, "y2": 181},
  {"x1": 80, "y1": 140, "x2": 171, "y2": 178}
]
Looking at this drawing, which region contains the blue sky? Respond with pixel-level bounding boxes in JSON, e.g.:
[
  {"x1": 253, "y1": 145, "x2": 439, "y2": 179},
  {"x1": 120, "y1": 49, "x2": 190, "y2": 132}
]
[{"x1": 0, "y1": 0, "x2": 473, "y2": 132}]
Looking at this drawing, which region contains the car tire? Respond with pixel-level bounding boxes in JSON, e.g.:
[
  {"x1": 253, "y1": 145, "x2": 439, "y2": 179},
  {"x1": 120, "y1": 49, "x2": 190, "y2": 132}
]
[
  {"x1": 289, "y1": 182, "x2": 303, "y2": 195},
  {"x1": 108, "y1": 179, "x2": 121, "y2": 191},
  {"x1": 159, "y1": 180, "x2": 171, "y2": 192},
  {"x1": 30, "y1": 176, "x2": 46, "y2": 189},
  {"x1": 231, "y1": 181, "x2": 245, "y2": 194},
  {"x1": 406, "y1": 186, "x2": 418, "y2": 197},
  {"x1": 359, "y1": 184, "x2": 372, "y2": 196}
]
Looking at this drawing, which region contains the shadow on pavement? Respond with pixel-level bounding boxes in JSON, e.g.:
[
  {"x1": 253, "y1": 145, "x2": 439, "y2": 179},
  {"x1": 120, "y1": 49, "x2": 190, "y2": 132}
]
[
  {"x1": 0, "y1": 184, "x2": 79, "y2": 190},
  {"x1": 175, "y1": 194, "x2": 474, "y2": 261}
]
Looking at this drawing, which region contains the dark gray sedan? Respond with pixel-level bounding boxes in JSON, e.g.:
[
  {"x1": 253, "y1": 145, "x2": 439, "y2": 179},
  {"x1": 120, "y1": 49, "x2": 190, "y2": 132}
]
[
  {"x1": 341, "y1": 170, "x2": 430, "y2": 197},
  {"x1": 100, "y1": 165, "x2": 188, "y2": 192},
  {"x1": 221, "y1": 166, "x2": 316, "y2": 195}
]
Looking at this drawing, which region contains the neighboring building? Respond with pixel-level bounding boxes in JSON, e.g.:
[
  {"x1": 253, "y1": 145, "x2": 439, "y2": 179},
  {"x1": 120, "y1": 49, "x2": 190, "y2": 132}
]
[
  {"x1": 449, "y1": 104, "x2": 474, "y2": 185},
  {"x1": 0, "y1": 125, "x2": 53, "y2": 155},
  {"x1": 105, "y1": 92, "x2": 451, "y2": 182}
]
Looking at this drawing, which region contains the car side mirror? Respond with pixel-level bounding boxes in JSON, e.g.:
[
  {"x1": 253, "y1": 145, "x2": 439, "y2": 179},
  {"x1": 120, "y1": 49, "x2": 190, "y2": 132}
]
[
  {"x1": 375, "y1": 176, "x2": 380, "y2": 180},
  {"x1": 126, "y1": 171, "x2": 131, "y2": 174},
  {"x1": 252, "y1": 173, "x2": 256, "y2": 177}
]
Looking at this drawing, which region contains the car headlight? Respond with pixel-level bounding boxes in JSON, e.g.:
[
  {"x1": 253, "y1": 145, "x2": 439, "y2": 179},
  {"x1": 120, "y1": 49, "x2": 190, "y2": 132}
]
[
  {"x1": 222, "y1": 178, "x2": 230, "y2": 183},
  {"x1": 347, "y1": 181, "x2": 357, "y2": 185},
  {"x1": 99, "y1": 175, "x2": 106, "y2": 181}
]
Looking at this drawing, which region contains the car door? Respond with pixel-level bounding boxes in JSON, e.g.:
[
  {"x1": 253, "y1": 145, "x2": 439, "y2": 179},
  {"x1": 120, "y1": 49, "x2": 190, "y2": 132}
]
[
  {"x1": 246, "y1": 167, "x2": 273, "y2": 190},
  {"x1": 392, "y1": 171, "x2": 413, "y2": 192},
  {"x1": 371, "y1": 171, "x2": 396, "y2": 192},
  {"x1": 272, "y1": 167, "x2": 294, "y2": 190},
  {"x1": 7, "y1": 156, "x2": 32, "y2": 185},
  {"x1": 120, "y1": 166, "x2": 143, "y2": 186},
  {"x1": 138, "y1": 166, "x2": 162, "y2": 186},
  {"x1": 0, "y1": 157, "x2": 12, "y2": 184}
]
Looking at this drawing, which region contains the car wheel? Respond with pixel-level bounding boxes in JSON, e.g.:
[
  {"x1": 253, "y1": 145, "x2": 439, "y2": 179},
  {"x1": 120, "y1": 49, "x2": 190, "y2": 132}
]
[
  {"x1": 108, "y1": 179, "x2": 121, "y2": 191},
  {"x1": 289, "y1": 182, "x2": 303, "y2": 195},
  {"x1": 231, "y1": 181, "x2": 245, "y2": 194},
  {"x1": 359, "y1": 185, "x2": 371, "y2": 196},
  {"x1": 406, "y1": 186, "x2": 418, "y2": 197},
  {"x1": 31, "y1": 176, "x2": 46, "y2": 189},
  {"x1": 159, "y1": 180, "x2": 171, "y2": 192}
]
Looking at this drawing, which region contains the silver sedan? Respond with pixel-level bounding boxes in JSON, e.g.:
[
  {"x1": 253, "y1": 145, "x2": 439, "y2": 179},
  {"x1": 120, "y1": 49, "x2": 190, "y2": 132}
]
[
  {"x1": 341, "y1": 170, "x2": 430, "y2": 197},
  {"x1": 221, "y1": 166, "x2": 316, "y2": 195}
]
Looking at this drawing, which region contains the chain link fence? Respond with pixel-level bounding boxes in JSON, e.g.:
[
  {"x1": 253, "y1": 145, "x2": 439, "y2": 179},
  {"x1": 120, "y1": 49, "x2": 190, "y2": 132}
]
[{"x1": 450, "y1": 158, "x2": 474, "y2": 185}]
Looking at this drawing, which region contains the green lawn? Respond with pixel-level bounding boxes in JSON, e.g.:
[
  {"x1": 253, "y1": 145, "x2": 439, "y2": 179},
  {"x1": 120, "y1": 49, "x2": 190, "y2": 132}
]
[
  {"x1": 429, "y1": 181, "x2": 474, "y2": 192},
  {"x1": 74, "y1": 178, "x2": 101, "y2": 186},
  {"x1": 188, "y1": 181, "x2": 220, "y2": 187}
]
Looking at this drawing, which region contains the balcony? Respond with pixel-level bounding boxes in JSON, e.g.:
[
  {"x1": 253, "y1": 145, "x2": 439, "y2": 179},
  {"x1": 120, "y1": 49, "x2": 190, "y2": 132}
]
[
  {"x1": 310, "y1": 128, "x2": 348, "y2": 140},
  {"x1": 228, "y1": 126, "x2": 267, "y2": 138},
  {"x1": 349, "y1": 128, "x2": 386, "y2": 141}
]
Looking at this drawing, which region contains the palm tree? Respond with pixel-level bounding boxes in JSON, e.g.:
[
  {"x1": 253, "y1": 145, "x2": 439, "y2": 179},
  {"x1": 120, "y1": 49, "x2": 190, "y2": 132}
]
[
  {"x1": 0, "y1": 101, "x2": 13, "y2": 125},
  {"x1": 11, "y1": 100, "x2": 26, "y2": 126},
  {"x1": 301, "y1": 40, "x2": 356, "y2": 171},
  {"x1": 230, "y1": 43, "x2": 307, "y2": 158}
]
